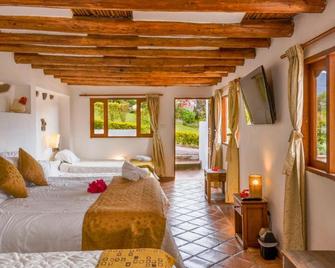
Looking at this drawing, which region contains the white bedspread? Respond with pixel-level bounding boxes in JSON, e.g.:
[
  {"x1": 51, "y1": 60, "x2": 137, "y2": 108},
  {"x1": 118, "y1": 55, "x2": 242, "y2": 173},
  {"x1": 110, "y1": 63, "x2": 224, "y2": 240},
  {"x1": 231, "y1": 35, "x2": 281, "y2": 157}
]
[
  {"x1": 59, "y1": 160, "x2": 124, "y2": 174},
  {"x1": 0, "y1": 251, "x2": 101, "y2": 268}
]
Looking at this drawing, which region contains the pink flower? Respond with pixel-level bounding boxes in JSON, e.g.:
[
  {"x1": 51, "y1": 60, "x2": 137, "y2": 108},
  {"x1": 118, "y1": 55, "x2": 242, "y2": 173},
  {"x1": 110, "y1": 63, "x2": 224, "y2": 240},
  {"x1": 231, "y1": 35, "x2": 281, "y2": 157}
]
[
  {"x1": 87, "y1": 179, "x2": 107, "y2": 193},
  {"x1": 18, "y1": 97, "x2": 27, "y2": 105}
]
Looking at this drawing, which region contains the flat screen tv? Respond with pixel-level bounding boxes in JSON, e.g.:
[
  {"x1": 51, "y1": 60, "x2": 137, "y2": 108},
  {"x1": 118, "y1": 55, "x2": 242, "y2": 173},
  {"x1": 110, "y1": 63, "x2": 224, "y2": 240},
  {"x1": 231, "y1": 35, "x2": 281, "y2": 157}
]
[{"x1": 240, "y1": 66, "x2": 276, "y2": 125}]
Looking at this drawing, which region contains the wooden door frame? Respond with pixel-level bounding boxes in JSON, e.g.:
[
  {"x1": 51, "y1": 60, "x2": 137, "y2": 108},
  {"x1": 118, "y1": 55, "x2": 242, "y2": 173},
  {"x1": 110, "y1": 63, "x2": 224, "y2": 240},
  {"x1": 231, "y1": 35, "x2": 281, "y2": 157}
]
[{"x1": 173, "y1": 97, "x2": 211, "y2": 178}]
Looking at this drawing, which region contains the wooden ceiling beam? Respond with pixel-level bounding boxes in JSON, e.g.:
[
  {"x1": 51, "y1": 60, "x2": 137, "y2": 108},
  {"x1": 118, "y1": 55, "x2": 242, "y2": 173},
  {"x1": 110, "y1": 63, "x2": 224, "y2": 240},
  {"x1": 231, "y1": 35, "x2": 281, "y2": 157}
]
[
  {"x1": 0, "y1": 16, "x2": 294, "y2": 38},
  {"x1": 0, "y1": 32, "x2": 271, "y2": 48},
  {"x1": 15, "y1": 53, "x2": 244, "y2": 67},
  {"x1": 0, "y1": 0, "x2": 326, "y2": 13},
  {"x1": 59, "y1": 77, "x2": 222, "y2": 83},
  {"x1": 0, "y1": 44, "x2": 256, "y2": 59},
  {"x1": 32, "y1": 64, "x2": 236, "y2": 73},
  {"x1": 62, "y1": 80, "x2": 218, "y2": 86},
  {"x1": 46, "y1": 70, "x2": 227, "y2": 78}
]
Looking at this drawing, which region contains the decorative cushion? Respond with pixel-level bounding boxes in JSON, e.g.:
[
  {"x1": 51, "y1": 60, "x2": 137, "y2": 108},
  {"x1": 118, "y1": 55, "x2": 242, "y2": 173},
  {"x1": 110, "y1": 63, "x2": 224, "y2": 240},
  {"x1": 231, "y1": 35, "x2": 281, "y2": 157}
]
[
  {"x1": 0, "y1": 156, "x2": 27, "y2": 198},
  {"x1": 133, "y1": 155, "x2": 152, "y2": 162},
  {"x1": 55, "y1": 149, "x2": 80, "y2": 164},
  {"x1": 18, "y1": 148, "x2": 48, "y2": 186},
  {"x1": 38, "y1": 160, "x2": 61, "y2": 178}
]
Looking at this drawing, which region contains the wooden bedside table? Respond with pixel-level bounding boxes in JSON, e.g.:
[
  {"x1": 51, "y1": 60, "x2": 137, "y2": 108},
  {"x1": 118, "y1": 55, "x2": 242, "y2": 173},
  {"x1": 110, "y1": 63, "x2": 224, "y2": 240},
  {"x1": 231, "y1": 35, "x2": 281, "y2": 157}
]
[
  {"x1": 233, "y1": 193, "x2": 268, "y2": 249},
  {"x1": 204, "y1": 169, "x2": 226, "y2": 203}
]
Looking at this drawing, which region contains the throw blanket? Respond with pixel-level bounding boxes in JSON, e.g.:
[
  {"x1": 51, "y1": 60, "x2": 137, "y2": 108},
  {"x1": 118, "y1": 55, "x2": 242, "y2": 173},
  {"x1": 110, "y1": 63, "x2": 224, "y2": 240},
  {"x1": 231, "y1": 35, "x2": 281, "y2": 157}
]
[
  {"x1": 97, "y1": 248, "x2": 175, "y2": 268},
  {"x1": 82, "y1": 176, "x2": 166, "y2": 250},
  {"x1": 130, "y1": 160, "x2": 155, "y2": 173}
]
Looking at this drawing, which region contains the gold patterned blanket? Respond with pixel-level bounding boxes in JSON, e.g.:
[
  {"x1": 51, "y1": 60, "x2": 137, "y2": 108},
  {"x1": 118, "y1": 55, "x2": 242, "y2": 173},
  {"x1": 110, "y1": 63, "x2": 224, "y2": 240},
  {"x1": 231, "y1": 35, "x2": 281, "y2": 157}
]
[{"x1": 82, "y1": 176, "x2": 166, "y2": 251}]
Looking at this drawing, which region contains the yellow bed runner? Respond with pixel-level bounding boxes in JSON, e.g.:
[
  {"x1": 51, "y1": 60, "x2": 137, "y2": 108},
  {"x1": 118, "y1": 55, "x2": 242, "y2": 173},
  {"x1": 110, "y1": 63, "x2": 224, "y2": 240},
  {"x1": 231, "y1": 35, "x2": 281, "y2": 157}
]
[
  {"x1": 82, "y1": 176, "x2": 166, "y2": 250},
  {"x1": 97, "y1": 248, "x2": 175, "y2": 268},
  {"x1": 130, "y1": 160, "x2": 155, "y2": 174}
]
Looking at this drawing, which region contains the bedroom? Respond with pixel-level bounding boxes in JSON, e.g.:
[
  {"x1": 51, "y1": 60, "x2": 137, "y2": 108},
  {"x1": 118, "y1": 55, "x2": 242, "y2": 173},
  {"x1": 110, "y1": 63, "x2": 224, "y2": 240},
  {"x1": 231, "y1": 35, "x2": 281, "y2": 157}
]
[{"x1": 0, "y1": 1, "x2": 335, "y2": 267}]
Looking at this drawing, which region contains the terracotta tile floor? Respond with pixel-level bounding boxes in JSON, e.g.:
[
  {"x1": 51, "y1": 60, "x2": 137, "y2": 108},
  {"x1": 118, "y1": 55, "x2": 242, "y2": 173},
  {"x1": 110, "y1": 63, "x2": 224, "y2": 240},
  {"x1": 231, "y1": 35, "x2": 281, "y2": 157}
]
[{"x1": 161, "y1": 170, "x2": 282, "y2": 268}]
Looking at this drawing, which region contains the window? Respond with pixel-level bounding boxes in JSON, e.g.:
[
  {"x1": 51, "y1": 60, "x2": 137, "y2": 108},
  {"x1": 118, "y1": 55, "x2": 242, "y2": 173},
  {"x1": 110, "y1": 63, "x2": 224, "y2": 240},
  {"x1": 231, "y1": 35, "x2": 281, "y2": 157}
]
[
  {"x1": 221, "y1": 95, "x2": 230, "y2": 144},
  {"x1": 304, "y1": 50, "x2": 335, "y2": 175},
  {"x1": 90, "y1": 98, "x2": 152, "y2": 138}
]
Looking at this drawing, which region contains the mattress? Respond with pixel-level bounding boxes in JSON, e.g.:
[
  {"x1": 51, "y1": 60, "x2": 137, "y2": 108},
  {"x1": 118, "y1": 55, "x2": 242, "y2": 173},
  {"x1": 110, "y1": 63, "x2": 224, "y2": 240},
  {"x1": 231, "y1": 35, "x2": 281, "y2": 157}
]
[{"x1": 59, "y1": 160, "x2": 124, "y2": 174}]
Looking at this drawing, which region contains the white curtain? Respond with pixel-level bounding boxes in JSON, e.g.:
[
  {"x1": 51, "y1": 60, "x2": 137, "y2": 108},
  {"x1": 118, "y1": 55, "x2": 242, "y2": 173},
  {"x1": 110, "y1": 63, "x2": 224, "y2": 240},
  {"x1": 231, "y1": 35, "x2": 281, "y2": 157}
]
[
  {"x1": 210, "y1": 89, "x2": 223, "y2": 168},
  {"x1": 147, "y1": 95, "x2": 166, "y2": 177},
  {"x1": 225, "y1": 80, "x2": 240, "y2": 203},
  {"x1": 282, "y1": 45, "x2": 306, "y2": 250}
]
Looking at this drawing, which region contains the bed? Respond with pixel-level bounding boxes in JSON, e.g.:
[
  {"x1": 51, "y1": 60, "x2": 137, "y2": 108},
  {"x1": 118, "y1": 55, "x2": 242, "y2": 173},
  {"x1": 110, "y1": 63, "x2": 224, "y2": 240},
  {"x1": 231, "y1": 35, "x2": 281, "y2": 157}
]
[
  {"x1": 0, "y1": 249, "x2": 177, "y2": 268},
  {"x1": 0, "y1": 175, "x2": 182, "y2": 267},
  {"x1": 59, "y1": 160, "x2": 124, "y2": 174}
]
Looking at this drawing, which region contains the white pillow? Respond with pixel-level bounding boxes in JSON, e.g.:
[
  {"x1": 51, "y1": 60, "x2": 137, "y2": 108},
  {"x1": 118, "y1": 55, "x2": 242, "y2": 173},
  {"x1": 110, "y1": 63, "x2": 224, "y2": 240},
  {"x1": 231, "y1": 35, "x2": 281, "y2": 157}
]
[
  {"x1": 55, "y1": 150, "x2": 80, "y2": 164},
  {"x1": 39, "y1": 160, "x2": 61, "y2": 177},
  {"x1": 134, "y1": 155, "x2": 152, "y2": 162},
  {"x1": 122, "y1": 161, "x2": 150, "y2": 181},
  {"x1": 0, "y1": 152, "x2": 19, "y2": 167}
]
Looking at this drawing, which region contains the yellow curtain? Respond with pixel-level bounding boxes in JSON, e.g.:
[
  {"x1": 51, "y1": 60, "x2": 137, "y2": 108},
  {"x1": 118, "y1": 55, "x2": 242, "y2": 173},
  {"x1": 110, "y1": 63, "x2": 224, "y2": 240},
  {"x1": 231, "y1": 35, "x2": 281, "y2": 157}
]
[
  {"x1": 225, "y1": 80, "x2": 240, "y2": 203},
  {"x1": 147, "y1": 95, "x2": 166, "y2": 177},
  {"x1": 210, "y1": 89, "x2": 223, "y2": 168},
  {"x1": 282, "y1": 45, "x2": 306, "y2": 250}
]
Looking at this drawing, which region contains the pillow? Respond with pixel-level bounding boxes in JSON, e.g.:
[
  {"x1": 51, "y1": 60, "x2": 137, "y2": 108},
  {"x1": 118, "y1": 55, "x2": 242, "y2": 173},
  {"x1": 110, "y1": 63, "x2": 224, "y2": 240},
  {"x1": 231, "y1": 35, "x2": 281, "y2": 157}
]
[
  {"x1": 122, "y1": 160, "x2": 150, "y2": 181},
  {"x1": 18, "y1": 148, "x2": 48, "y2": 186},
  {"x1": 0, "y1": 156, "x2": 27, "y2": 198},
  {"x1": 39, "y1": 160, "x2": 61, "y2": 178},
  {"x1": 133, "y1": 155, "x2": 152, "y2": 162},
  {"x1": 55, "y1": 149, "x2": 80, "y2": 164}
]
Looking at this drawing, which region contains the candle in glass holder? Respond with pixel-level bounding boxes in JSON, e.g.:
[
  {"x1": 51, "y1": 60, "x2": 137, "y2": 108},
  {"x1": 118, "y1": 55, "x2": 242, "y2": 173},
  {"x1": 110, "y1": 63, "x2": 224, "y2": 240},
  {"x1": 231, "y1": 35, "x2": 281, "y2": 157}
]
[{"x1": 249, "y1": 174, "x2": 262, "y2": 198}]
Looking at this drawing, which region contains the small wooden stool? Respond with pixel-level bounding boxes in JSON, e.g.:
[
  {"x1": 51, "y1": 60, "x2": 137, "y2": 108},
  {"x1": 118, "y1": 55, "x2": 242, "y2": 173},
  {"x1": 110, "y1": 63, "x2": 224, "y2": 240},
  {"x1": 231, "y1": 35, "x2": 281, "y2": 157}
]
[{"x1": 204, "y1": 169, "x2": 226, "y2": 203}]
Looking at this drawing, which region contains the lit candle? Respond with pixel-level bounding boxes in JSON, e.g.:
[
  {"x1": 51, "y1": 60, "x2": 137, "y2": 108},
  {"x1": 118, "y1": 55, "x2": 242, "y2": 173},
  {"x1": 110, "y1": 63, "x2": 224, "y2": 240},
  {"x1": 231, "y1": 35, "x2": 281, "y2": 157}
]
[{"x1": 249, "y1": 174, "x2": 262, "y2": 198}]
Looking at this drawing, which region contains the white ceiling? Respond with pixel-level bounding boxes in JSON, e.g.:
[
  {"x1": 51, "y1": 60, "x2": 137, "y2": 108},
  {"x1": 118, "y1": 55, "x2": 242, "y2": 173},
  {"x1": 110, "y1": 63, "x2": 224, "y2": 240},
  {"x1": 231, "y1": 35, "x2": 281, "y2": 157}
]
[{"x1": 0, "y1": 6, "x2": 245, "y2": 23}]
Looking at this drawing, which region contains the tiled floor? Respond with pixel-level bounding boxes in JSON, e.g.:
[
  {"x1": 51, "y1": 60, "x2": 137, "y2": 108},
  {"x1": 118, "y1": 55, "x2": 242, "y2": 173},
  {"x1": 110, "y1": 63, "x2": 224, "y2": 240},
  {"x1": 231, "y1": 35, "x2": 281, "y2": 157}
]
[{"x1": 160, "y1": 170, "x2": 282, "y2": 268}]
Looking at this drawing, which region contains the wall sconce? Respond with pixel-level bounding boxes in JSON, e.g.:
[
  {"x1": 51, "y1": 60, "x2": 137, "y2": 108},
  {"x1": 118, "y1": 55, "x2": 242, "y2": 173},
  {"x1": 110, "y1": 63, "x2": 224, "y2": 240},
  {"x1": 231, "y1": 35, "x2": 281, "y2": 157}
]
[
  {"x1": 41, "y1": 118, "x2": 47, "y2": 131},
  {"x1": 50, "y1": 95, "x2": 54, "y2": 100},
  {"x1": 48, "y1": 134, "x2": 60, "y2": 152},
  {"x1": 42, "y1": 93, "x2": 48, "y2": 100},
  {"x1": 36, "y1": 91, "x2": 39, "y2": 97},
  {"x1": 249, "y1": 174, "x2": 262, "y2": 199}
]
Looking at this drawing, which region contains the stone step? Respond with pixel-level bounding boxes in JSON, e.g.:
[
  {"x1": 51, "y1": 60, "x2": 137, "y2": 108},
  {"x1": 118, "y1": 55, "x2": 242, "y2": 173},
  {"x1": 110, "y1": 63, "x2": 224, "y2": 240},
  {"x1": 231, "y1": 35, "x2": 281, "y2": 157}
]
[{"x1": 175, "y1": 160, "x2": 202, "y2": 170}]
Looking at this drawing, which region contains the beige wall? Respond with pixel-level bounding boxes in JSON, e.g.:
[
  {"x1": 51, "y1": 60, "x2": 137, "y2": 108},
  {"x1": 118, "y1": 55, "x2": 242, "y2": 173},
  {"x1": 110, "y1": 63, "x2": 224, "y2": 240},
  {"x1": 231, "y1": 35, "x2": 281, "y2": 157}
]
[
  {"x1": 69, "y1": 86, "x2": 214, "y2": 177},
  {"x1": 215, "y1": 2, "x2": 335, "y2": 249}
]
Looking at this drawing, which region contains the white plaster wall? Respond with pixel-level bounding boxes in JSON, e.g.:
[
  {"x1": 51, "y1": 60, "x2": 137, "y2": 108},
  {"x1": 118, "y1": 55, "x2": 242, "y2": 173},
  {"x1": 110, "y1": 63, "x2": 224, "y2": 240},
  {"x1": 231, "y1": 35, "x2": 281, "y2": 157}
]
[
  {"x1": 0, "y1": 52, "x2": 69, "y2": 157},
  {"x1": 69, "y1": 86, "x2": 214, "y2": 177},
  {"x1": 215, "y1": 2, "x2": 335, "y2": 249}
]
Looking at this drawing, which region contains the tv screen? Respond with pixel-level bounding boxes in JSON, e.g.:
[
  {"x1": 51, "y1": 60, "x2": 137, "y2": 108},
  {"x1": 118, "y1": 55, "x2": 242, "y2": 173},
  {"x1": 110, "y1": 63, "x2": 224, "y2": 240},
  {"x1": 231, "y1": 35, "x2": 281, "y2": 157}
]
[{"x1": 240, "y1": 66, "x2": 276, "y2": 125}]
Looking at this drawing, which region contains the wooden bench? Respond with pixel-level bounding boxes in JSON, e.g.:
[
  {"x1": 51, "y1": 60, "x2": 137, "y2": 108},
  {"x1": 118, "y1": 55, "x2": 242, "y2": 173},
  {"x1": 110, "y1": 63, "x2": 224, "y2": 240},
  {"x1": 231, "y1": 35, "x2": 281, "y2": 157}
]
[{"x1": 283, "y1": 250, "x2": 335, "y2": 268}]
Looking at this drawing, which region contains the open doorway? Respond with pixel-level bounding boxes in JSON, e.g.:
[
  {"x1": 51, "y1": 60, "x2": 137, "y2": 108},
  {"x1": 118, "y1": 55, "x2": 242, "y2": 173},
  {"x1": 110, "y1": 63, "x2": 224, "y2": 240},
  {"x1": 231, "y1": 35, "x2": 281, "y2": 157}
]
[{"x1": 174, "y1": 98, "x2": 210, "y2": 172}]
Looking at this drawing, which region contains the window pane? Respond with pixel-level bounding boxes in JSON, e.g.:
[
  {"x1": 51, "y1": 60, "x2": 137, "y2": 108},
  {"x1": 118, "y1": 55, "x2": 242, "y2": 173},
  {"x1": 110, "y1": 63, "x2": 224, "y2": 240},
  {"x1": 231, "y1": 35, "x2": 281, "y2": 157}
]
[
  {"x1": 93, "y1": 101, "x2": 105, "y2": 135},
  {"x1": 140, "y1": 101, "x2": 151, "y2": 135},
  {"x1": 316, "y1": 70, "x2": 327, "y2": 162},
  {"x1": 107, "y1": 99, "x2": 136, "y2": 136}
]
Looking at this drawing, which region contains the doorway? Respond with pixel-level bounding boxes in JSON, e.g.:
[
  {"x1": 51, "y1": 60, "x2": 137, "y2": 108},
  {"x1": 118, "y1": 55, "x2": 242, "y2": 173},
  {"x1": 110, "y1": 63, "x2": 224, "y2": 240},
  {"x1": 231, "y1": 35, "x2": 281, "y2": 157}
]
[{"x1": 174, "y1": 98, "x2": 210, "y2": 172}]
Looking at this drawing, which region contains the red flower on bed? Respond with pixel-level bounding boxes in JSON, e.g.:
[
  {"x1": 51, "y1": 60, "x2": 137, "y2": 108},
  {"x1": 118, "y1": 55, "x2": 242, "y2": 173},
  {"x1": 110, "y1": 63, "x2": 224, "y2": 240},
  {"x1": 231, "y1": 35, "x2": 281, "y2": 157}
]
[{"x1": 87, "y1": 179, "x2": 107, "y2": 193}]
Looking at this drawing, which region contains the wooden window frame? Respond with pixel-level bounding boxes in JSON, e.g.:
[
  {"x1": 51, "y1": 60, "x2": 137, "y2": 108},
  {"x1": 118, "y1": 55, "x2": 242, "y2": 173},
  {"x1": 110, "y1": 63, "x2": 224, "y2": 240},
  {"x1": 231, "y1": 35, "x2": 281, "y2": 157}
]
[
  {"x1": 90, "y1": 98, "x2": 153, "y2": 138},
  {"x1": 304, "y1": 48, "x2": 335, "y2": 179}
]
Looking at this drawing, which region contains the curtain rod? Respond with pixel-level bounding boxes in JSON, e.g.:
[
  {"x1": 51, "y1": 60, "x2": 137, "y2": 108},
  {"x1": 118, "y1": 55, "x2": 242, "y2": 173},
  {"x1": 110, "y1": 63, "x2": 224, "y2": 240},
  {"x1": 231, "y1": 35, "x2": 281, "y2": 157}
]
[
  {"x1": 79, "y1": 93, "x2": 163, "y2": 97},
  {"x1": 281, "y1": 25, "x2": 335, "y2": 59}
]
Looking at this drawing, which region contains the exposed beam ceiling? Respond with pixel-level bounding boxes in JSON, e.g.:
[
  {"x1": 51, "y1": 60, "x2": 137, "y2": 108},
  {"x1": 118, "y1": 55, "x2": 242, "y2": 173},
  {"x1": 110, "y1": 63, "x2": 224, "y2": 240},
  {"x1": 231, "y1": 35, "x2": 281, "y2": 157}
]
[
  {"x1": 14, "y1": 53, "x2": 244, "y2": 67},
  {"x1": 0, "y1": 32, "x2": 271, "y2": 48},
  {"x1": 0, "y1": 0, "x2": 326, "y2": 13},
  {"x1": 0, "y1": 1, "x2": 326, "y2": 86},
  {"x1": 0, "y1": 44, "x2": 256, "y2": 59},
  {"x1": 0, "y1": 16, "x2": 294, "y2": 38}
]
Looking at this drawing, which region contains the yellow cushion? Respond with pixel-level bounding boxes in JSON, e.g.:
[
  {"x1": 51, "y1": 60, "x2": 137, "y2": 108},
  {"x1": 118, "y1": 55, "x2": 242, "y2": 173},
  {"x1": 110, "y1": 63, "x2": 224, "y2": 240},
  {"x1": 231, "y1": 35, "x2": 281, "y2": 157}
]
[
  {"x1": 18, "y1": 148, "x2": 48, "y2": 186},
  {"x1": 0, "y1": 156, "x2": 27, "y2": 198}
]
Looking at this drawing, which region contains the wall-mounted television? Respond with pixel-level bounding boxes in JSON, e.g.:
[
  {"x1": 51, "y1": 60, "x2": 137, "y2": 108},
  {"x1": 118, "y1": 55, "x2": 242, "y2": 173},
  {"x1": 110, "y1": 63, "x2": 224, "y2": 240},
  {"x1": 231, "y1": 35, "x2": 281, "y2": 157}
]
[{"x1": 240, "y1": 66, "x2": 276, "y2": 125}]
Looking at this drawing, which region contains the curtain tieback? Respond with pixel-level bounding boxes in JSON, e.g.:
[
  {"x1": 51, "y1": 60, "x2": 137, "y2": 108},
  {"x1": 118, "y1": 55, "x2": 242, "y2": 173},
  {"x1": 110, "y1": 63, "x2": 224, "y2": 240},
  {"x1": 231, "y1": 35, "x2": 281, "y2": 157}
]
[{"x1": 289, "y1": 130, "x2": 303, "y2": 142}]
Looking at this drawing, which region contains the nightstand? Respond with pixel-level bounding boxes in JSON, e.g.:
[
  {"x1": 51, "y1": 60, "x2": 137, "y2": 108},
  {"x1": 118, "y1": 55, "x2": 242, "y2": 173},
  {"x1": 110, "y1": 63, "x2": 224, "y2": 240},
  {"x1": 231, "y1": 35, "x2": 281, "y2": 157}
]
[
  {"x1": 233, "y1": 193, "x2": 268, "y2": 249},
  {"x1": 204, "y1": 169, "x2": 226, "y2": 203}
]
